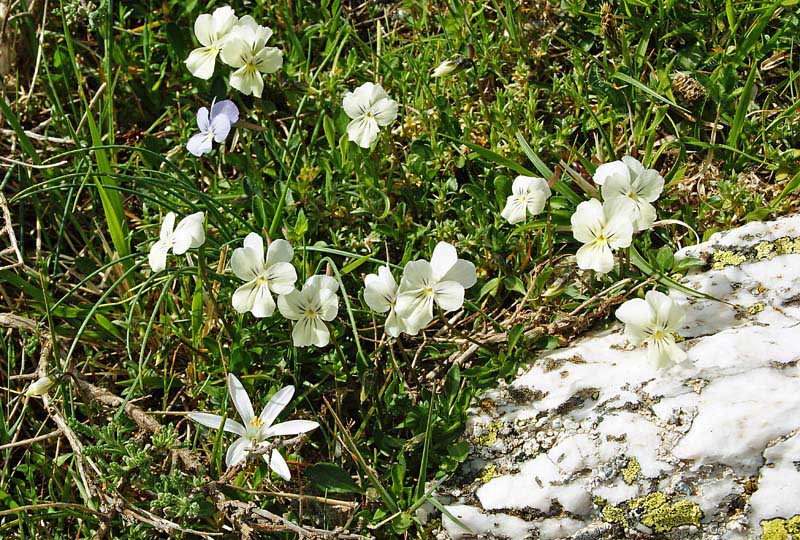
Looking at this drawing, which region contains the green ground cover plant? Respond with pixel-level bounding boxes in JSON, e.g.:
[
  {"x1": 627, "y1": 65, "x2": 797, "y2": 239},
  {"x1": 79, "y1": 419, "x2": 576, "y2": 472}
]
[{"x1": 1, "y1": 0, "x2": 798, "y2": 538}]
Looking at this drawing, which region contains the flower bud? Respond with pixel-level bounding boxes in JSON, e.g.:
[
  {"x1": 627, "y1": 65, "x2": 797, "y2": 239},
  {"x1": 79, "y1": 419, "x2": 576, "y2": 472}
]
[{"x1": 25, "y1": 376, "x2": 54, "y2": 397}]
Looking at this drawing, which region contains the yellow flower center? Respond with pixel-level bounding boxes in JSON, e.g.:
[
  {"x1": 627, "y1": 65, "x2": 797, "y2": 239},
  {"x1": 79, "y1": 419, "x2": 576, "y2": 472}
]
[
  {"x1": 305, "y1": 308, "x2": 317, "y2": 318},
  {"x1": 250, "y1": 417, "x2": 264, "y2": 429}
]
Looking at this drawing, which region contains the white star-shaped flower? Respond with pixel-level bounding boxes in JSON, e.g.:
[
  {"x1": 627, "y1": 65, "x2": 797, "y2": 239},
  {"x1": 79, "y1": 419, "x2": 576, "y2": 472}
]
[{"x1": 189, "y1": 374, "x2": 319, "y2": 477}]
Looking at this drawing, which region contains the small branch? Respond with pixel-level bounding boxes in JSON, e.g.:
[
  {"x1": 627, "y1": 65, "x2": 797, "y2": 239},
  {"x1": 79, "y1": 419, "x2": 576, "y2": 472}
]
[
  {"x1": 0, "y1": 429, "x2": 61, "y2": 450},
  {"x1": 0, "y1": 312, "x2": 39, "y2": 332},
  {"x1": 0, "y1": 502, "x2": 105, "y2": 519},
  {"x1": 69, "y1": 373, "x2": 201, "y2": 470}
]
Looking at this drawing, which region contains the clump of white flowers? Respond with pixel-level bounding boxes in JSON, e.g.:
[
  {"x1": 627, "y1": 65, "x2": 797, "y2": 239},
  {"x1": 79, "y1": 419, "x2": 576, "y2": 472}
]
[
  {"x1": 278, "y1": 275, "x2": 340, "y2": 348},
  {"x1": 362, "y1": 244, "x2": 477, "y2": 337},
  {"x1": 363, "y1": 266, "x2": 418, "y2": 337},
  {"x1": 231, "y1": 233, "x2": 297, "y2": 318},
  {"x1": 615, "y1": 290, "x2": 687, "y2": 368},
  {"x1": 395, "y1": 242, "x2": 477, "y2": 331},
  {"x1": 343, "y1": 82, "x2": 398, "y2": 148},
  {"x1": 594, "y1": 156, "x2": 665, "y2": 231},
  {"x1": 500, "y1": 175, "x2": 551, "y2": 225},
  {"x1": 148, "y1": 212, "x2": 206, "y2": 272},
  {"x1": 566, "y1": 156, "x2": 665, "y2": 274},
  {"x1": 189, "y1": 374, "x2": 318, "y2": 475},
  {"x1": 185, "y1": 8, "x2": 282, "y2": 98}
]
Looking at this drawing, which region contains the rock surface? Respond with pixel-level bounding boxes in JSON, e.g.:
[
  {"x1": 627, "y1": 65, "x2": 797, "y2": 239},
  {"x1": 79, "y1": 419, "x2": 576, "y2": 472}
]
[{"x1": 440, "y1": 215, "x2": 800, "y2": 540}]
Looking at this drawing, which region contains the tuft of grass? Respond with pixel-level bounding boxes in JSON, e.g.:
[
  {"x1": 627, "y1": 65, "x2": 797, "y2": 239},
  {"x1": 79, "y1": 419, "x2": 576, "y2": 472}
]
[{"x1": 1, "y1": 0, "x2": 798, "y2": 538}]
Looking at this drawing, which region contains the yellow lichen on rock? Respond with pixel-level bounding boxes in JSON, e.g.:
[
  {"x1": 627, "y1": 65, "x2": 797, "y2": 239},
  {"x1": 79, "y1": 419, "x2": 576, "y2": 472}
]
[
  {"x1": 472, "y1": 421, "x2": 501, "y2": 446},
  {"x1": 479, "y1": 464, "x2": 502, "y2": 483},
  {"x1": 761, "y1": 519, "x2": 790, "y2": 540},
  {"x1": 787, "y1": 516, "x2": 800, "y2": 535},
  {"x1": 761, "y1": 516, "x2": 800, "y2": 540},
  {"x1": 756, "y1": 241, "x2": 777, "y2": 260},
  {"x1": 711, "y1": 250, "x2": 747, "y2": 269},
  {"x1": 601, "y1": 504, "x2": 629, "y2": 528},
  {"x1": 621, "y1": 457, "x2": 640, "y2": 485},
  {"x1": 630, "y1": 493, "x2": 703, "y2": 533}
]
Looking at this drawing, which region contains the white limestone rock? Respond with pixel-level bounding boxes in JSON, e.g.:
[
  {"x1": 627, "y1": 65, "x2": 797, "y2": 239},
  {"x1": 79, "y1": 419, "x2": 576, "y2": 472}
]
[{"x1": 440, "y1": 215, "x2": 800, "y2": 540}]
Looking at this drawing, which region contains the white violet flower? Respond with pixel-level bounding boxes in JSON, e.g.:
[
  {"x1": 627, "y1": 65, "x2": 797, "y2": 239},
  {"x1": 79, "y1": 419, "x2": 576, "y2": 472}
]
[
  {"x1": 570, "y1": 199, "x2": 633, "y2": 274},
  {"x1": 278, "y1": 275, "x2": 340, "y2": 348},
  {"x1": 395, "y1": 242, "x2": 477, "y2": 330},
  {"x1": 615, "y1": 290, "x2": 687, "y2": 368},
  {"x1": 231, "y1": 233, "x2": 297, "y2": 318},
  {"x1": 500, "y1": 175, "x2": 552, "y2": 225},
  {"x1": 189, "y1": 374, "x2": 319, "y2": 476},
  {"x1": 26, "y1": 376, "x2": 54, "y2": 398},
  {"x1": 343, "y1": 82, "x2": 398, "y2": 148},
  {"x1": 148, "y1": 212, "x2": 206, "y2": 272},
  {"x1": 364, "y1": 266, "x2": 418, "y2": 337},
  {"x1": 187, "y1": 100, "x2": 239, "y2": 157},
  {"x1": 185, "y1": 6, "x2": 238, "y2": 80},
  {"x1": 220, "y1": 16, "x2": 283, "y2": 98},
  {"x1": 594, "y1": 156, "x2": 665, "y2": 231}
]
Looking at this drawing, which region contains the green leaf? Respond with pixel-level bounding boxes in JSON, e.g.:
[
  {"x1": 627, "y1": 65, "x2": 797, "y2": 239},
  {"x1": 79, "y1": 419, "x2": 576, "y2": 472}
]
[
  {"x1": 446, "y1": 441, "x2": 470, "y2": 462},
  {"x1": 655, "y1": 246, "x2": 675, "y2": 272},
  {"x1": 611, "y1": 72, "x2": 689, "y2": 114},
  {"x1": 305, "y1": 463, "x2": 365, "y2": 494},
  {"x1": 727, "y1": 61, "x2": 757, "y2": 150}
]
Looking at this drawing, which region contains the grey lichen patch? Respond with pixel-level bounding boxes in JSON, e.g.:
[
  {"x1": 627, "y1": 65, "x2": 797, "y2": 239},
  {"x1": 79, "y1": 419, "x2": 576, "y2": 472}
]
[{"x1": 621, "y1": 457, "x2": 640, "y2": 485}]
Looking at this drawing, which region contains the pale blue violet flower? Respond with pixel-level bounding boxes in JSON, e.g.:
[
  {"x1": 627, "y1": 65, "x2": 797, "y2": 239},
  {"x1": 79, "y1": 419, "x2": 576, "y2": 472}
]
[{"x1": 187, "y1": 100, "x2": 239, "y2": 156}]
